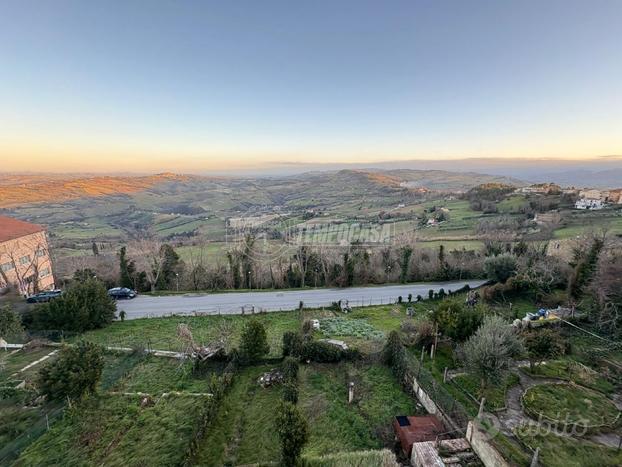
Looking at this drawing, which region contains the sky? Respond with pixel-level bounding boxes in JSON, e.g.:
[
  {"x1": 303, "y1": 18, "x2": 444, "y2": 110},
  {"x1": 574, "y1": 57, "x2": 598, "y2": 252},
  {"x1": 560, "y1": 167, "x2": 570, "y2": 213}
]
[{"x1": 1, "y1": 0, "x2": 621, "y2": 173}]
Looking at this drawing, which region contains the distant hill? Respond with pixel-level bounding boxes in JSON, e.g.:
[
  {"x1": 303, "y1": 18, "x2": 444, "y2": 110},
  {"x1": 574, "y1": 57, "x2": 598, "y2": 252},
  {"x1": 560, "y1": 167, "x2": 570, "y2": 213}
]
[
  {"x1": 0, "y1": 169, "x2": 525, "y2": 209},
  {"x1": 0, "y1": 173, "x2": 192, "y2": 208}
]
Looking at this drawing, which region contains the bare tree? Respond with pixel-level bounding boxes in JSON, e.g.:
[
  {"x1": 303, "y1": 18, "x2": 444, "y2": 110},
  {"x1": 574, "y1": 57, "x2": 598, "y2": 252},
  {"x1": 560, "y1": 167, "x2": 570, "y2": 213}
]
[{"x1": 130, "y1": 238, "x2": 165, "y2": 291}]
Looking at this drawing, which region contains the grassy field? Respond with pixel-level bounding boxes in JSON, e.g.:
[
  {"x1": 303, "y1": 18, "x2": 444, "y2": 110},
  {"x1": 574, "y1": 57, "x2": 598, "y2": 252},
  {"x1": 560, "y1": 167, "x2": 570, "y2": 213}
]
[
  {"x1": 193, "y1": 364, "x2": 283, "y2": 466},
  {"x1": 300, "y1": 362, "x2": 420, "y2": 457},
  {"x1": 516, "y1": 430, "x2": 622, "y2": 467},
  {"x1": 16, "y1": 393, "x2": 204, "y2": 466},
  {"x1": 77, "y1": 304, "x2": 424, "y2": 357},
  {"x1": 522, "y1": 383, "x2": 619, "y2": 427},
  {"x1": 79, "y1": 311, "x2": 302, "y2": 357},
  {"x1": 523, "y1": 360, "x2": 615, "y2": 394}
]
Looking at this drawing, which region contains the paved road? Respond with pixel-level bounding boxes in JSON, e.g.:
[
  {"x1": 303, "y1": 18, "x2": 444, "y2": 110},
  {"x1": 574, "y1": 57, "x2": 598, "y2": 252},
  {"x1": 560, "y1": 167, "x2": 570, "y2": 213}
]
[{"x1": 116, "y1": 280, "x2": 487, "y2": 319}]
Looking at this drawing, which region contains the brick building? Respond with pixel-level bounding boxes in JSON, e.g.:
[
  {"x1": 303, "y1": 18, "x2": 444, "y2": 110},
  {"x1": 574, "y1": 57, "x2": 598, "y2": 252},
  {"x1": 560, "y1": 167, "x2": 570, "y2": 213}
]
[{"x1": 0, "y1": 215, "x2": 54, "y2": 296}]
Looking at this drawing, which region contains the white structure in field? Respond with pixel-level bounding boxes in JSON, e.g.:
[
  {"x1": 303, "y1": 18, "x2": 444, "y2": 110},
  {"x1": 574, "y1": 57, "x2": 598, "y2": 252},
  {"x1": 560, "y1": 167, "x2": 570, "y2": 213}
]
[{"x1": 575, "y1": 198, "x2": 603, "y2": 210}]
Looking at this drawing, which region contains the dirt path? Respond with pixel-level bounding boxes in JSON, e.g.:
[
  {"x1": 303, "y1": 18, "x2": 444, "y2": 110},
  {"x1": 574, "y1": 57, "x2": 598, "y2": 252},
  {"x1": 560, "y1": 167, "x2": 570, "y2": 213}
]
[
  {"x1": 496, "y1": 368, "x2": 622, "y2": 449},
  {"x1": 496, "y1": 369, "x2": 559, "y2": 434}
]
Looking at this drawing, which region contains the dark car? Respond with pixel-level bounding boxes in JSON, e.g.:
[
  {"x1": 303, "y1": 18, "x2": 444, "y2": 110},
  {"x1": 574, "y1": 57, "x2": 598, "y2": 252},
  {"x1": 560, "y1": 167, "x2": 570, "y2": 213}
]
[
  {"x1": 26, "y1": 290, "x2": 63, "y2": 303},
  {"x1": 107, "y1": 287, "x2": 137, "y2": 300}
]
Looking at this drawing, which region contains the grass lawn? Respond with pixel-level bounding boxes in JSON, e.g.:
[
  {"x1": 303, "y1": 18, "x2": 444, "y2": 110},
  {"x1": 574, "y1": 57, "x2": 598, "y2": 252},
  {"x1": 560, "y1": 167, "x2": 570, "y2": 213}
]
[
  {"x1": 194, "y1": 364, "x2": 283, "y2": 466},
  {"x1": 516, "y1": 430, "x2": 622, "y2": 467},
  {"x1": 79, "y1": 311, "x2": 301, "y2": 357},
  {"x1": 299, "y1": 362, "x2": 421, "y2": 457},
  {"x1": 16, "y1": 394, "x2": 205, "y2": 467},
  {"x1": 0, "y1": 348, "x2": 54, "y2": 382},
  {"x1": 108, "y1": 355, "x2": 220, "y2": 394},
  {"x1": 451, "y1": 372, "x2": 519, "y2": 411},
  {"x1": 522, "y1": 383, "x2": 619, "y2": 427},
  {"x1": 523, "y1": 360, "x2": 614, "y2": 394}
]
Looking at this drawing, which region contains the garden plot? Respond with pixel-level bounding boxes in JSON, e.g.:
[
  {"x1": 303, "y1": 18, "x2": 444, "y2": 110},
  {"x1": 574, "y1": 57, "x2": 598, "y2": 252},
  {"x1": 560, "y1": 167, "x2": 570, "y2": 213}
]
[
  {"x1": 299, "y1": 362, "x2": 421, "y2": 457},
  {"x1": 522, "y1": 383, "x2": 619, "y2": 429},
  {"x1": 319, "y1": 317, "x2": 385, "y2": 340}
]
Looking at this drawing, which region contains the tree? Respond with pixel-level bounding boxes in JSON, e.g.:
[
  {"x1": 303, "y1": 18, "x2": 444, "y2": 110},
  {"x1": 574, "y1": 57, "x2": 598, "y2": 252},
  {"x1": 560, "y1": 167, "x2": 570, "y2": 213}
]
[
  {"x1": 130, "y1": 239, "x2": 166, "y2": 291},
  {"x1": 38, "y1": 341, "x2": 104, "y2": 401},
  {"x1": 239, "y1": 319, "x2": 269, "y2": 364},
  {"x1": 276, "y1": 402, "x2": 308, "y2": 466},
  {"x1": 462, "y1": 315, "x2": 523, "y2": 389},
  {"x1": 0, "y1": 305, "x2": 24, "y2": 341},
  {"x1": 522, "y1": 328, "x2": 566, "y2": 369},
  {"x1": 568, "y1": 238, "x2": 603, "y2": 300},
  {"x1": 432, "y1": 300, "x2": 483, "y2": 342},
  {"x1": 72, "y1": 268, "x2": 96, "y2": 283},
  {"x1": 484, "y1": 253, "x2": 518, "y2": 283},
  {"x1": 118, "y1": 246, "x2": 136, "y2": 289},
  {"x1": 32, "y1": 278, "x2": 116, "y2": 332},
  {"x1": 156, "y1": 244, "x2": 182, "y2": 290}
]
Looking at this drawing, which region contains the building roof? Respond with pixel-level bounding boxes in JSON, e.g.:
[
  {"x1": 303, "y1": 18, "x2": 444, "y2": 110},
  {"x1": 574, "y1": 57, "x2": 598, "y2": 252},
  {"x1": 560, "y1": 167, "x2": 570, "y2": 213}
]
[{"x1": 0, "y1": 215, "x2": 46, "y2": 243}]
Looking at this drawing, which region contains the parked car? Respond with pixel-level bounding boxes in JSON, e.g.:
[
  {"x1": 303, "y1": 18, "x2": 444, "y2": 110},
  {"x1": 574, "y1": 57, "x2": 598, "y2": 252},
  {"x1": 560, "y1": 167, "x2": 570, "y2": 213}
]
[
  {"x1": 107, "y1": 287, "x2": 137, "y2": 300},
  {"x1": 26, "y1": 290, "x2": 63, "y2": 303}
]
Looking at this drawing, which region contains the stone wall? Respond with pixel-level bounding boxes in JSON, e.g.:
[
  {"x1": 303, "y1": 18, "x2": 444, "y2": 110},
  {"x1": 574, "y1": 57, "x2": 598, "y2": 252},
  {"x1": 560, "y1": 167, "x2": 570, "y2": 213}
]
[{"x1": 466, "y1": 421, "x2": 511, "y2": 467}]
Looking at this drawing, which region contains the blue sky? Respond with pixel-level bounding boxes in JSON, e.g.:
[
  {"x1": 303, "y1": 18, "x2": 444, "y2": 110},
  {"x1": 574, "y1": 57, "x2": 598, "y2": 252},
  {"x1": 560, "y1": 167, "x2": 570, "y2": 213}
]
[{"x1": 1, "y1": 0, "x2": 620, "y2": 172}]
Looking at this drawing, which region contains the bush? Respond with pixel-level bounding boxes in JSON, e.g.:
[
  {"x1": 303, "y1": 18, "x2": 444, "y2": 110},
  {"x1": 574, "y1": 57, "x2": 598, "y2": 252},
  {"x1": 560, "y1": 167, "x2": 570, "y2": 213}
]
[
  {"x1": 383, "y1": 331, "x2": 407, "y2": 381},
  {"x1": 432, "y1": 300, "x2": 483, "y2": 342},
  {"x1": 31, "y1": 278, "x2": 116, "y2": 332},
  {"x1": 400, "y1": 318, "x2": 435, "y2": 348},
  {"x1": 484, "y1": 254, "x2": 518, "y2": 283},
  {"x1": 37, "y1": 341, "x2": 104, "y2": 401},
  {"x1": 239, "y1": 319, "x2": 270, "y2": 364},
  {"x1": 276, "y1": 402, "x2": 308, "y2": 466},
  {"x1": 283, "y1": 331, "x2": 303, "y2": 358},
  {"x1": 283, "y1": 356, "x2": 299, "y2": 381},
  {"x1": 300, "y1": 341, "x2": 343, "y2": 363},
  {"x1": 0, "y1": 304, "x2": 24, "y2": 341},
  {"x1": 522, "y1": 328, "x2": 566, "y2": 369},
  {"x1": 283, "y1": 380, "x2": 299, "y2": 404}
]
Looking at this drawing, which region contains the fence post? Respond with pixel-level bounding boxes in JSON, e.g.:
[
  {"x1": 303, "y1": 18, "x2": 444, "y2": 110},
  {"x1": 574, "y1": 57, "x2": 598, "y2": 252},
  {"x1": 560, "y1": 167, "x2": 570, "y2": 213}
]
[
  {"x1": 478, "y1": 397, "x2": 486, "y2": 418},
  {"x1": 530, "y1": 447, "x2": 540, "y2": 467}
]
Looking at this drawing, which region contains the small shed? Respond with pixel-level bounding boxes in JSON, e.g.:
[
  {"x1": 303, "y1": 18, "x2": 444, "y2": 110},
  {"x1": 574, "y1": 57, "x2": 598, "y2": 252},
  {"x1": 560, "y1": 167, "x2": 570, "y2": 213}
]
[{"x1": 393, "y1": 415, "x2": 445, "y2": 456}]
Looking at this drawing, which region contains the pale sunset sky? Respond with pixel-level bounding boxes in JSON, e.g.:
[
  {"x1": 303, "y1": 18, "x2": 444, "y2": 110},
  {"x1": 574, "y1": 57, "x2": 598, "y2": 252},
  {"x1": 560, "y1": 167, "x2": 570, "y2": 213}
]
[{"x1": 0, "y1": 0, "x2": 621, "y2": 172}]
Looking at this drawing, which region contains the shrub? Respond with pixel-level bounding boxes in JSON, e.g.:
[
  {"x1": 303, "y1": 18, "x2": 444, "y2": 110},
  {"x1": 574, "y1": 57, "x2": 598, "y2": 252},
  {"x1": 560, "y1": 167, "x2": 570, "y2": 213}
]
[
  {"x1": 283, "y1": 356, "x2": 299, "y2": 381},
  {"x1": 0, "y1": 304, "x2": 24, "y2": 342},
  {"x1": 432, "y1": 300, "x2": 483, "y2": 342},
  {"x1": 31, "y1": 278, "x2": 116, "y2": 332},
  {"x1": 383, "y1": 331, "x2": 407, "y2": 381},
  {"x1": 283, "y1": 331, "x2": 303, "y2": 358},
  {"x1": 428, "y1": 289, "x2": 434, "y2": 300},
  {"x1": 38, "y1": 341, "x2": 104, "y2": 401},
  {"x1": 239, "y1": 319, "x2": 269, "y2": 364},
  {"x1": 299, "y1": 341, "x2": 343, "y2": 363},
  {"x1": 276, "y1": 402, "x2": 308, "y2": 466},
  {"x1": 397, "y1": 296, "x2": 403, "y2": 304},
  {"x1": 400, "y1": 318, "x2": 435, "y2": 348},
  {"x1": 484, "y1": 254, "x2": 518, "y2": 283},
  {"x1": 462, "y1": 315, "x2": 523, "y2": 389},
  {"x1": 522, "y1": 328, "x2": 566, "y2": 369},
  {"x1": 283, "y1": 380, "x2": 299, "y2": 404}
]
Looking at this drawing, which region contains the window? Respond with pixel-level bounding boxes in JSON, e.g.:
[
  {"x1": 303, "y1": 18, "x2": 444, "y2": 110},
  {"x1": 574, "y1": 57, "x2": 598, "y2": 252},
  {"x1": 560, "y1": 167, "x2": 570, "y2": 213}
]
[
  {"x1": 1, "y1": 262, "x2": 14, "y2": 272},
  {"x1": 19, "y1": 255, "x2": 31, "y2": 265},
  {"x1": 36, "y1": 249, "x2": 46, "y2": 258},
  {"x1": 39, "y1": 268, "x2": 51, "y2": 278}
]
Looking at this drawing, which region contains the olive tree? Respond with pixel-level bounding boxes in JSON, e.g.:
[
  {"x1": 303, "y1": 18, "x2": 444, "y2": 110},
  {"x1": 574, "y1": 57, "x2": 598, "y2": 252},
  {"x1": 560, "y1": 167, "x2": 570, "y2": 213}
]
[{"x1": 462, "y1": 315, "x2": 523, "y2": 389}]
